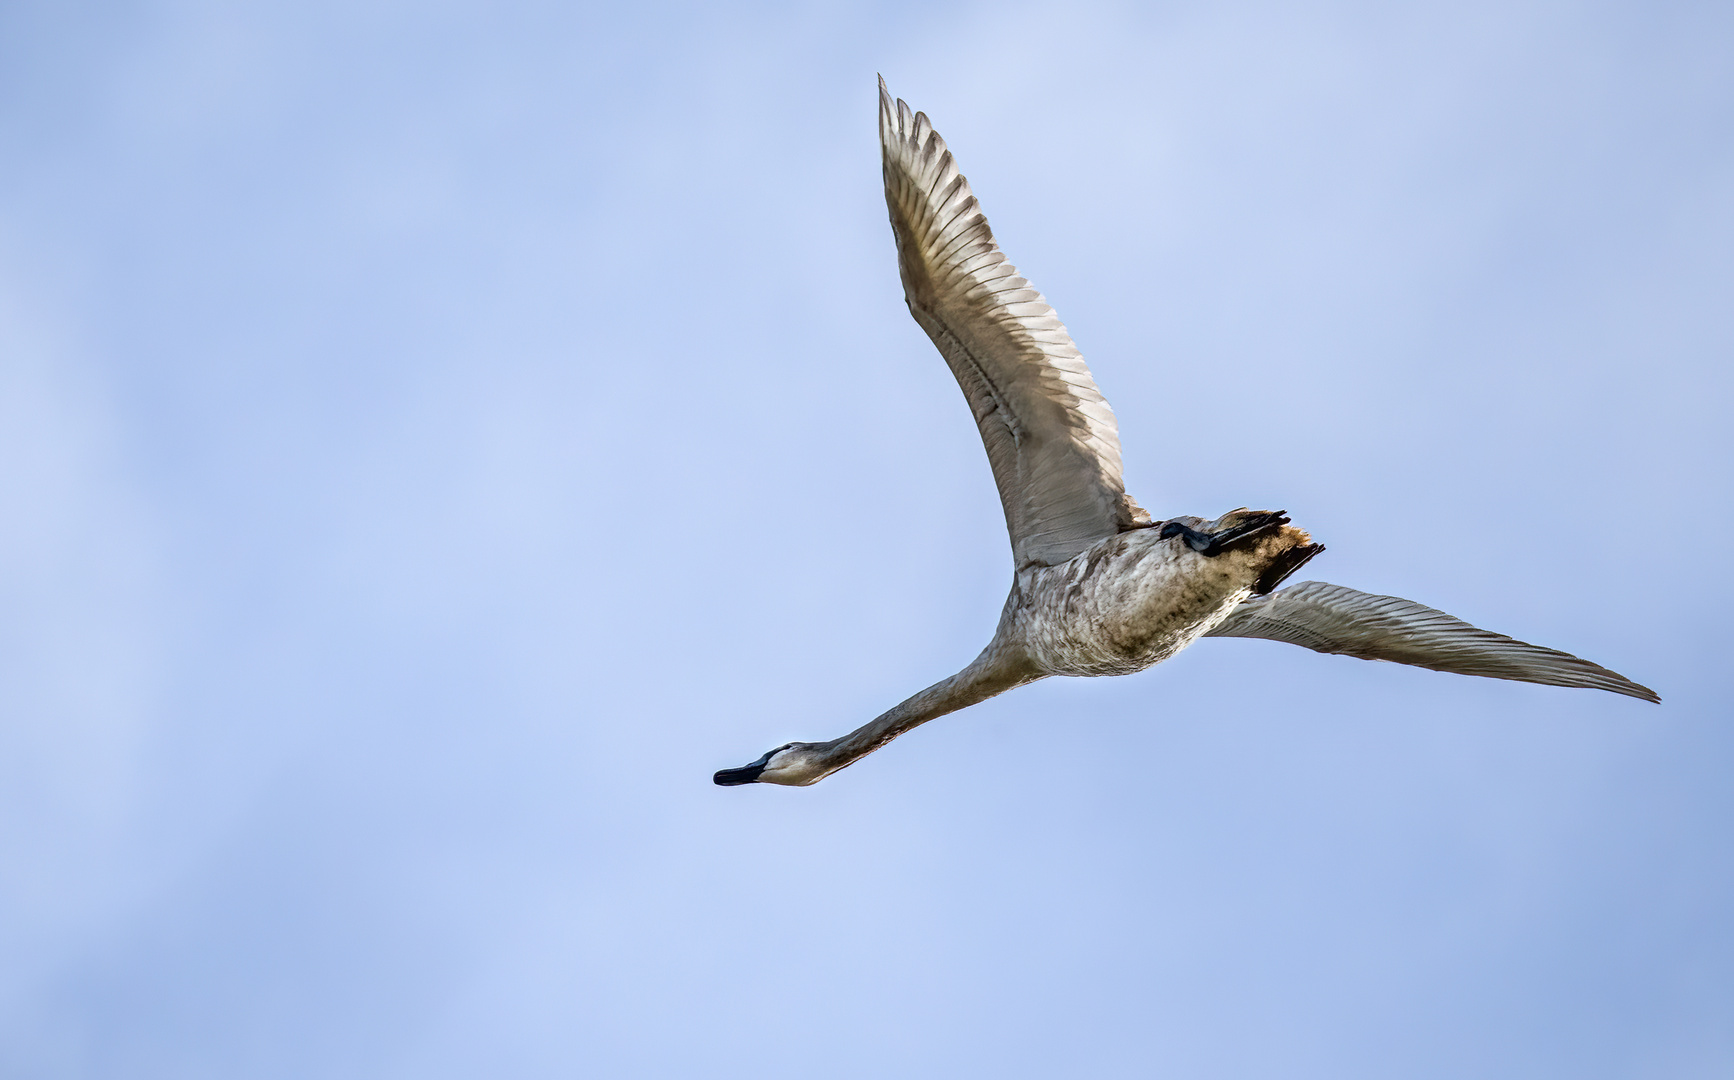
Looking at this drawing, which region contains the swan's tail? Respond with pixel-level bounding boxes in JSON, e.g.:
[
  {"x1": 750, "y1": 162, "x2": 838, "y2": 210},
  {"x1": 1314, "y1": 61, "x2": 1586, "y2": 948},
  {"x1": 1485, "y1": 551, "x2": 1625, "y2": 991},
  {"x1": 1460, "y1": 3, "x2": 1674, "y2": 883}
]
[
  {"x1": 1182, "y1": 508, "x2": 1325, "y2": 595},
  {"x1": 1255, "y1": 535, "x2": 1325, "y2": 595}
]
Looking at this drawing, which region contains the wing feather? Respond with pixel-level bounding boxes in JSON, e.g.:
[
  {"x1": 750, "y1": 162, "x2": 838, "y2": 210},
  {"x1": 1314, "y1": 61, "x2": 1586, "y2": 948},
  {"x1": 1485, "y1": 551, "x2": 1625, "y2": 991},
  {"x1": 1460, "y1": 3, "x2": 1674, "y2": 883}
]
[
  {"x1": 878, "y1": 77, "x2": 1149, "y2": 567},
  {"x1": 1204, "y1": 580, "x2": 1659, "y2": 702}
]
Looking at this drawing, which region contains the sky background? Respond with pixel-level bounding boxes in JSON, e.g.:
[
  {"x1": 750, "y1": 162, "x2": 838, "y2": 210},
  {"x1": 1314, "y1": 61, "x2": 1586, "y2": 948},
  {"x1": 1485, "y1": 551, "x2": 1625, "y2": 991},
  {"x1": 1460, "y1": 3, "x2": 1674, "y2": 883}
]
[{"x1": 2, "y1": 1, "x2": 1730, "y2": 1076}]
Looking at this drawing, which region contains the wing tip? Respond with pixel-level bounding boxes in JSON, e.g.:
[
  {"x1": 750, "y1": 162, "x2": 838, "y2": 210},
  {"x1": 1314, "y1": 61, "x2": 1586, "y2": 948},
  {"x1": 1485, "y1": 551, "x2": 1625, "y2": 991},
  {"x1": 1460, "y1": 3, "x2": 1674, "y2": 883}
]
[
  {"x1": 876, "y1": 76, "x2": 939, "y2": 164},
  {"x1": 877, "y1": 74, "x2": 914, "y2": 149},
  {"x1": 1625, "y1": 681, "x2": 1662, "y2": 704},
  {"x1": 1576, "y1": 674, "x2": 1660, "y2": 703},
  {"x1": 878, "y1": 74, "x2": 895, "y2": 145}
]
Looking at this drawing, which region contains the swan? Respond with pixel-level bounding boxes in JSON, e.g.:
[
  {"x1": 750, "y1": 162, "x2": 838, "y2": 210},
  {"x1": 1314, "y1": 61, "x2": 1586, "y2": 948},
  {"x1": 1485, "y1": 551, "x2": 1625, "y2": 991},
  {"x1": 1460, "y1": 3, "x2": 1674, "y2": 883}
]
[{"x1": 714, "y1": 78, "x2": 1657, "y2": 788}]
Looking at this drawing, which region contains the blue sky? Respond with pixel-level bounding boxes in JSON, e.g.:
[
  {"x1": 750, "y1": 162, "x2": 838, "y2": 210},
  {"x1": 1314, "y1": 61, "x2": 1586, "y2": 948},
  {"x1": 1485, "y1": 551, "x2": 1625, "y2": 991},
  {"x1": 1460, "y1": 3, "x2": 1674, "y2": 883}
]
[{"x1": 2, "y1": 1, "x2": 1730, "y2": 1076}]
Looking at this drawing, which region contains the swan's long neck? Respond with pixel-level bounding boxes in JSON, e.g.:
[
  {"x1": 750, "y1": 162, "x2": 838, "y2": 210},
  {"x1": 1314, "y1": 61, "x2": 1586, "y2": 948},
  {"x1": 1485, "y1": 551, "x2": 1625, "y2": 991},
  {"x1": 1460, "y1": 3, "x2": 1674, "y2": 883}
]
[{"x1": 811, "y1": 639, "x2": 1039, "y2": 781}]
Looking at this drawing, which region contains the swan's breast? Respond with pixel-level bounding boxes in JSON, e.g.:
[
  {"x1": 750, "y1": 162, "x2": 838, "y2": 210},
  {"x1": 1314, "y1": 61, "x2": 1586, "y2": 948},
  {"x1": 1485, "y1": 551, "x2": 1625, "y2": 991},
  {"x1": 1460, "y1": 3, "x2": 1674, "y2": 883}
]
[{"x1": 1016, "y1": 529, "x2": 1261, "y2": 676}]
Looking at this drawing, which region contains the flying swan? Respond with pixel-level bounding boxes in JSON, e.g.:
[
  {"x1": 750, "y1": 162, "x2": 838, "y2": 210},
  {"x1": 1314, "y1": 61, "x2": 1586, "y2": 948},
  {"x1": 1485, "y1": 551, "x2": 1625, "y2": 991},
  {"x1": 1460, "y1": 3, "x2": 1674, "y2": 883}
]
[{"x1": 715, "y1": 78, "x2": 1656, "y2": 788}]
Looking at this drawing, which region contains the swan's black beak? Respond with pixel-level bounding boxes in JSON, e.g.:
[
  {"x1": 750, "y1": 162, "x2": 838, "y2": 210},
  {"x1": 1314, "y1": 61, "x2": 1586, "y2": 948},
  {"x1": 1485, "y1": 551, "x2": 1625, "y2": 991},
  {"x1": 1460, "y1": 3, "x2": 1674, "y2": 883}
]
[
  {"x1": 713, "y1": 763, "x2": 764, "y2": 786},
  {"x1": 713, "y1": 750, "x2": 774, "y2": 786}
]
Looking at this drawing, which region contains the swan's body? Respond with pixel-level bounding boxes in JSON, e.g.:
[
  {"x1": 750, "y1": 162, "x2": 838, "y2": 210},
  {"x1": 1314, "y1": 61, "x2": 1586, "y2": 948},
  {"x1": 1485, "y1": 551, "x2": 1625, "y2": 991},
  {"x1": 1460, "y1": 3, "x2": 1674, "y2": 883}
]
[{"x1": 714, "y1": 80, "x2": 1656, "y2": 789}]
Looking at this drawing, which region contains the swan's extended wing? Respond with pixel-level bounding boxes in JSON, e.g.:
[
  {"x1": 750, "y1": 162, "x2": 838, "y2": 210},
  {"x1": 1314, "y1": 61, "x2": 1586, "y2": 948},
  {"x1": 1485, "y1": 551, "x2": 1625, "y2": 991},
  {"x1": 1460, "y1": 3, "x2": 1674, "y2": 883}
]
[
  {"x1": 1204, "y1": 580, "x2": 1659, "y2": 702},
  {"x1": 879, "y1": 78, "x2": 1149, "y2": 569}
]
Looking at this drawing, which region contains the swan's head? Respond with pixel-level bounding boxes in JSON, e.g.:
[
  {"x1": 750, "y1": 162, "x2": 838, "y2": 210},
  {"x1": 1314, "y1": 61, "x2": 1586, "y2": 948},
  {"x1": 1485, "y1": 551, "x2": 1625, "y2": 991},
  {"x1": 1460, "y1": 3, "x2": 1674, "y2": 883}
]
[{"x1": 713, "y1": 742, "x2": 828, "y2": 787}]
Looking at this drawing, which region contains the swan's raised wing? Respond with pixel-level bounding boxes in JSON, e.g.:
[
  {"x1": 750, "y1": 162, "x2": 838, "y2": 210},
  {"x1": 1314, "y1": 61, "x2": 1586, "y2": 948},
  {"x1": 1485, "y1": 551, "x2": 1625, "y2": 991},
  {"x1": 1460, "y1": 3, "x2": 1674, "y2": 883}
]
[
  {"x1": 879, "y1": 78, "x2": 1149, "y2": 569},
  {"x1": 1205, "y1": 580, "x2": 1659, "y2": 702}
]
